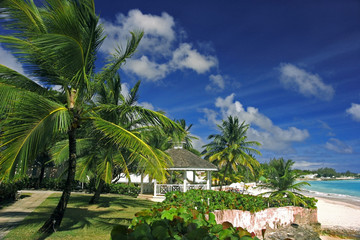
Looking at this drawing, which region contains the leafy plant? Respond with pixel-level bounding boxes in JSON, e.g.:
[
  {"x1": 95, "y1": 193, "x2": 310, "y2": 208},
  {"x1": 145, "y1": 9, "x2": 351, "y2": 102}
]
[
  {"x1": 111, "y1": 206, "x2": 260, "y2": 240},
  {"x1": 160, "y1": 189, "x2": 317, "y2": 212}
]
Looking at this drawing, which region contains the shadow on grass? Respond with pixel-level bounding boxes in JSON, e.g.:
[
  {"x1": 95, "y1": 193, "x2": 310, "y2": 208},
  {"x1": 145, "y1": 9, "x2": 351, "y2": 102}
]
[{"x1": 9, "y1": 193, "x2": 154, "y2": 239}]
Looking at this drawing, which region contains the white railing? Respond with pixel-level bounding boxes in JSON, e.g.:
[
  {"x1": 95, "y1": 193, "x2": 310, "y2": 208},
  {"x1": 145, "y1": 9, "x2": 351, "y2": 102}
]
[{"x1": 155, "y1": 184, "x2": 207, "y2": 196}]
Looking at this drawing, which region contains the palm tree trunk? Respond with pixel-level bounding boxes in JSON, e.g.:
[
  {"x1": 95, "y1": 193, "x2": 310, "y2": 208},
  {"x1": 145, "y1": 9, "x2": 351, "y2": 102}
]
[
  {"x1": 89, "y1": 179, "x2": 104, "y2": 204},
  {"x1": 220, "y1": 163, "x2": 229, "y2": 191},
  {"x1": 36, "y1": 164, "x2": 45, "y2": 189},
  {"x1": 38, "y1": 126, "x2": 77, "y2": 234}
]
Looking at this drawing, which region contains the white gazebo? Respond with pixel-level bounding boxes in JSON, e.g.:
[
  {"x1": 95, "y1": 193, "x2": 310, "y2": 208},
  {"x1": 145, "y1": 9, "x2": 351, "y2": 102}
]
[{"x1": 153, "y1": 146, "x2": 218, "y2": 197}]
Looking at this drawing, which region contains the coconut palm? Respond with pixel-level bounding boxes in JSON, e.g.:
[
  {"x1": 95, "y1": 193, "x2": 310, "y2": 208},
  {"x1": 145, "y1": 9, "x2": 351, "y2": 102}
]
[
  {"x1": 203, "y1": 116, "x2": 261, "y2": 190},
  {"x1": 0, "y1": 0, "x2": 179, "y2": 233},
  {"x1": 260, "y1": 158, "x2": 310, "y2": 206}
]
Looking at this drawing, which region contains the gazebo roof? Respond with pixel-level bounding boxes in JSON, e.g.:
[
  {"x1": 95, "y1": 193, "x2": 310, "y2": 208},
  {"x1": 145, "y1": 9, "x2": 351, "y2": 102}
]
[{"x1": 165, "y1": 148, "x2": 218, "y2": 171}]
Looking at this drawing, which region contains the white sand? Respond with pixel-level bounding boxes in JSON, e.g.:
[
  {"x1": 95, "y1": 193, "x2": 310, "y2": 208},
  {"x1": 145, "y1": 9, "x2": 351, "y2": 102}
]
[{"x1": 316, "y1": 197, "x2": 360, "y2": 230}]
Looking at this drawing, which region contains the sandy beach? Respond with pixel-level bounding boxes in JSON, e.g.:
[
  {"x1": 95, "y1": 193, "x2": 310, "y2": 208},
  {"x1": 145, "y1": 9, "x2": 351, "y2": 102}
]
[
  {"x1": 242, "y1": 184, "x2": 360, "y2": 238},
  {"x1": 316, "y1": 196, "x2": 360, "y2": 230}
]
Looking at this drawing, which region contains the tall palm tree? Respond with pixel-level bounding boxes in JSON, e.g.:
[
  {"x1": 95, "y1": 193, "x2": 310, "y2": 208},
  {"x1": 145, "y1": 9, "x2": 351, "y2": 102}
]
[
  {"x1": 0, "y1": 0, "x2": 179, "y2": 233},
  {"x1": 260, "y1": 158, "x2": 310, "y2": 206},
  {"x1": 203, "y1": 116, "x2": 261, "y2": 190}
]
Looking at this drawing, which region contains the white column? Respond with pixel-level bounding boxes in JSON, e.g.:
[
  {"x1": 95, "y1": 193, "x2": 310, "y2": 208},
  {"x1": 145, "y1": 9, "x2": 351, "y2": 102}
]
[
  {"x1": 154, "y1": 179, "x2": 157, "y2": 197},
  {"x1": 183, "y1": 171, "x2": 187, "y2": 192},
  {"x1": 193, "y1": 171, "x2": 196, "y2": 183},
  {"x1": 140, "y1": 173, "x2": 144, "y2": 194},
  {"x1": 207, "y1": 171, "x2": 212, "y2": 190}
]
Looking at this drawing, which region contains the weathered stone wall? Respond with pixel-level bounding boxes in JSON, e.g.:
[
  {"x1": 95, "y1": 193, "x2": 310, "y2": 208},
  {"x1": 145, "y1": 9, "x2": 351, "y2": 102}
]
[{"x1": 213, "y1": 207, "x2": 318, "y2": 236}]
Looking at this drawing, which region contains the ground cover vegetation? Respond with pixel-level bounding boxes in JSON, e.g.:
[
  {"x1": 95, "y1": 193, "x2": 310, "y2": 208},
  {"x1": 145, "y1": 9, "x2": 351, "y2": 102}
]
[
  {"x1": 110, "y1": 188, "x2": 316, "y2": 239},
  {"x1": 0, "y1": 0, "x2": 182, "y2": 235},
  {"x1": 111, "y1": 206, "x2": 261, "y2": 240}
]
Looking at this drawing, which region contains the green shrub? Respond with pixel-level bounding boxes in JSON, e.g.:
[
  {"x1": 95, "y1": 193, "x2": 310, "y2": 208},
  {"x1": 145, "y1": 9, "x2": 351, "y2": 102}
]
[
  {"x1": 111, "y1": 206, "x2": 261, "y2": 240},
  {"x1": 160, "y1": 189, "x2": 317, "y2": 213},
  {"x1": 108, "y1": 183, "x2": 140, "y2": 197},
  {"x1": 87, "y1": 180, "x2": 140, "y2": 197},
  {"x1": 14, "y1": 176, "x2": 79, "y2": 191},
  {"x1": 0, "y1": 182, "x2": 18, "y2": 203}
]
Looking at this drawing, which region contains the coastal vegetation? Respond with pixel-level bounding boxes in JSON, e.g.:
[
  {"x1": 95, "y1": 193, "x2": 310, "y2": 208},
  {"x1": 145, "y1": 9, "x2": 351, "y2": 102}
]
[
  {"x1": 295, "y1": 167, "x2": 359, "y2": 179},
  {"x1": 259, "y1": 158, "x2": 311, "y2": 207}
]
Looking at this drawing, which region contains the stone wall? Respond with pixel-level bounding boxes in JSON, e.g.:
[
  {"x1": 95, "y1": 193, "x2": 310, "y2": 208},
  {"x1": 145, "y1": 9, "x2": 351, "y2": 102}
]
[{"x1": 213, "y1": 206, "x2": 318, "y2": 236}]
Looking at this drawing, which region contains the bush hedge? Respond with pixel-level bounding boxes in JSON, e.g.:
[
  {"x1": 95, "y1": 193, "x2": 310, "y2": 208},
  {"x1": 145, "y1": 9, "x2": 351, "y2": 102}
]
[
  {"x1": 14, "y1": 177, "x2": 140, "y2": 197},
  {"x1": 160, "y1": 189, "x2": 317, "y2": 213},
  {"x1": 0, "y1": 182, "x2": 18, "y2": 204}
]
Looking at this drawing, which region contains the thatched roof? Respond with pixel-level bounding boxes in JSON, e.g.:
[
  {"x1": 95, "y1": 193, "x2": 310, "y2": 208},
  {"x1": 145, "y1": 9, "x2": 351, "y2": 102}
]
[{"x1": 165, "y1": 148, "x2": 218, "y2": 171}]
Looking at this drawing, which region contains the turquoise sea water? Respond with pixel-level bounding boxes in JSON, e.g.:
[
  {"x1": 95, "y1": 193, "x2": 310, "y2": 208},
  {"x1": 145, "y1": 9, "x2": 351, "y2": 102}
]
[{"x1": 302, "y1": 179, "x2": 360, "y2": 198}]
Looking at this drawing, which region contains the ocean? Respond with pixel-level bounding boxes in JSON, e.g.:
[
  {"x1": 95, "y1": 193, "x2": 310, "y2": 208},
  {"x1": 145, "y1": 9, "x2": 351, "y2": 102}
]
[{"x1": 301, "y1": 179, "x2": 360, "y2": 204}]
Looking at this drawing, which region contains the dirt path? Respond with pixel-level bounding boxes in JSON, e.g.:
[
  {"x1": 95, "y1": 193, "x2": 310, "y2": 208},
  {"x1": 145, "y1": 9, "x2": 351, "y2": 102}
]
[{"x1": 0, "y1": 190, "x2": 55, "y2": 239}]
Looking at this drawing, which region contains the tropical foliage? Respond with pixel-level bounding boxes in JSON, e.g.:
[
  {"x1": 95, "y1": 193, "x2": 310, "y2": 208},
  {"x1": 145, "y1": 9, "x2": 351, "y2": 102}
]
[
  {"x1": 0, "y1": 0, "x2": 179, "y2": 233},
  {"x1": 260, "y1": 158, "x2": 311, "y2": 206},
  {"x1": 161, "y1": 189, "x2": 317, "y2": 213},
  {"x1": 203, "y1": 116, "x2": 261, "y2": 189},
  {"x1": 112, "y1": 206, "x2": 261, "y2": 240}
]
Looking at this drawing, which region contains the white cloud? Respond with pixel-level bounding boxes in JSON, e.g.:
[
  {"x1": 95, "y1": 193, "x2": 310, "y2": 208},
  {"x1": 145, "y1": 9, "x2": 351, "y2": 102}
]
[
  {"x1": 138, "y1": 101, "x2": 155, "y2": 110},
  {"x1": 201, "y1": 93, "x2": 309, "y2": 151},
  {"x1": 100, "y1": 9, "x2": 175, "y2": 56},
  {"x1": 293, "y1": 161, "x2": 323, "y2": 170},
  {"x1": 191, "y1": 135, "x2": 206, "y2": 152},
  {"x1": 279, "y1": 63, "x2": 334, "y2": 101},
  {"x1": 100, "y1": 10, "x2": 218, "y2": 81},
  {"x1": 170, "y1": 43, "x2": 217, "y2": 74},
  {"x1": 124, "y1": 56, "x2": 168, "y2": 81},
  {"x1": 325, "y1": 138, "x2": 353, "y2": 154},
  {"x1": 346, "y1": 103, "x2": 360, "y2": 122},
  {"x1": 206, "y1": 74, "x2": 225, "y2": 92},
  {"x1": 0, "y1": 45, "x2": 25, "y2": 75}
]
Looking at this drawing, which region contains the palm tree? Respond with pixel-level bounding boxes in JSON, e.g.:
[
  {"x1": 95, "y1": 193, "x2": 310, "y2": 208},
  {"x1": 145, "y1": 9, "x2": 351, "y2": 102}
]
[
  {"x1": 0, "y1": 0, "x2": 179, "y2": 233},
  {"x1": 203, "y1": 116, "x2": 261, "y2": 190},
  {"x1": 260, "y1": 158, "x2": 310, "y2": 206}
]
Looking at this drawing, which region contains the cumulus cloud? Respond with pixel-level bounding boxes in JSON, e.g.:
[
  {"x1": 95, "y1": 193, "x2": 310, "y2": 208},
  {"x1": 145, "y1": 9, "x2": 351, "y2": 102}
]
[
  {"x1": 346, "y1": 103, "x2": 360, "y2": 122},
  {"x1": 100, "y1": 9, "x2": 218, "y2": 81},
  {"x1": 201, "y1": 93, "x2": 309, "y2": 151},
  {"x1": 100, "y1": 9, "x2": 175, "y2": 56},
  {"x1": 170, "y1": 43, "x2": 217, "y2": 74},
  {"x1": 325, "y1": 138, "x2": 353, "y2": 154},
  {"x1": 0, "y1": 45, "x2": 25, "y2": 75},
  {"x1": 206, "y1": 74, "x2": 225, "y2": 92},
  {"x1": 279, "y1": 63, "x2": 334, "y2": 101},
  {"x1": 124, "y1": 56, "x2": 168, "y2": 81}
]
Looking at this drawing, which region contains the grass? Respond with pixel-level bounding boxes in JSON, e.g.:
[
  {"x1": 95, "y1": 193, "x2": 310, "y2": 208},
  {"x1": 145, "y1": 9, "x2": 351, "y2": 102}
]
[{"x1": 5, "y1": 193, "x2": 154, "y2": 240}]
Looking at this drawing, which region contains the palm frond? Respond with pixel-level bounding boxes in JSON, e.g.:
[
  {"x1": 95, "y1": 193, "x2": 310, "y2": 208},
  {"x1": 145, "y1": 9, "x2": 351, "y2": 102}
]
[
  {"x1": 0, "y1": 64, "x2": 47, "y2": 94},
  {"x1": 90, "y1": 116, "x2": 170, "y2": 181},
  {"x1": 0, "y1": 92, "x2": 70, "y2": 181},
  {"x1": 50, "y1": 138, "x2": 93, "y2": 165}
]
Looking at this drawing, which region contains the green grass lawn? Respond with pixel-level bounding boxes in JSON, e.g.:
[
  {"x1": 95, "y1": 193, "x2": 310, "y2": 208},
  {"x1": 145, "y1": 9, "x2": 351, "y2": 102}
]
[{"x1": 5, "y1": 193, "x2": 154, "y2": 240}]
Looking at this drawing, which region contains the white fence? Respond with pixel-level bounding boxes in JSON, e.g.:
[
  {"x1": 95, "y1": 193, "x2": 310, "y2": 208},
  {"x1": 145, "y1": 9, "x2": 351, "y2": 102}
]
[{"x1": 155, "y1": 183, "x2": 207, "y2": 196}]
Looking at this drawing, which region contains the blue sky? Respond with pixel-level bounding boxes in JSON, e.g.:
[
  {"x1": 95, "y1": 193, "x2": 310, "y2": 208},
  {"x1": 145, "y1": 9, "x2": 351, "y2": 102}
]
[{"x1": 1, "y1": 0, "x2": 359, "y2": 172}]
